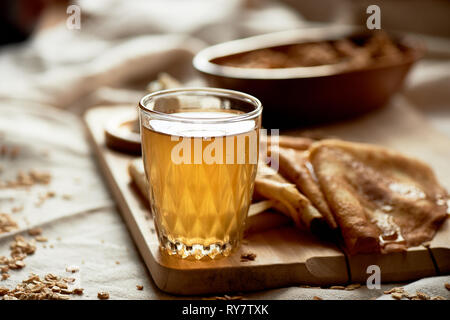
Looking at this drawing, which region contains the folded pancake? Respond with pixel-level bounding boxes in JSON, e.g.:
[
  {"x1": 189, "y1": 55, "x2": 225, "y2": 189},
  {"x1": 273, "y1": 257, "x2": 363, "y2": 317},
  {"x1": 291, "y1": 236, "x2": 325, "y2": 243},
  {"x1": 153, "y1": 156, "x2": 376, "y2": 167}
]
[
  {"x1": 271, "y1": 147, "x2": 338, "y2": 229},
  {"x1": 254, "y1": 163, "x2": 325, "y2": 230},
  {"x1": 309, "y1": 139, "x2": 449, "y2": 254}
]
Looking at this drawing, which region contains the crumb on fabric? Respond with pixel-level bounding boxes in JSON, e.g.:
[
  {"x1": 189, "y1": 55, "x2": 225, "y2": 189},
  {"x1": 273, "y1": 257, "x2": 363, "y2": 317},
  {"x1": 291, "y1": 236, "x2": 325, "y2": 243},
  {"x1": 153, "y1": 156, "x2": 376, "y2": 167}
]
[
  {"x1": 28, "y1": 227, "x2": 42, "y2": 236},
  {"x1": 240, "y1": 252, "x2": 256, "y2": 262},
  {"x1": 97, "y1": 291, "x2": 110, "y2": 300}
]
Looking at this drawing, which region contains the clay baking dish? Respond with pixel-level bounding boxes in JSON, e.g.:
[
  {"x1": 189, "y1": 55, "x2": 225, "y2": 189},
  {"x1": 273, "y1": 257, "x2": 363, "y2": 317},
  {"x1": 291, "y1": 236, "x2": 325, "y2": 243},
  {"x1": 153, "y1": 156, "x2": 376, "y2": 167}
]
[{"x1": 193, "y1": 26, "x2": 424, "y2": 128}]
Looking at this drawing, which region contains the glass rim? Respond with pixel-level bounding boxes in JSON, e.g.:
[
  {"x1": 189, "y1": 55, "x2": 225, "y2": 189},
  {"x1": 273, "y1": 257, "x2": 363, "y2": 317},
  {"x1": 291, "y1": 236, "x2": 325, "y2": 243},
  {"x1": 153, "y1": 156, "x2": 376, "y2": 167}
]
[{"x1": 139, "y1": 87, "x2": 262, "y2": 124}]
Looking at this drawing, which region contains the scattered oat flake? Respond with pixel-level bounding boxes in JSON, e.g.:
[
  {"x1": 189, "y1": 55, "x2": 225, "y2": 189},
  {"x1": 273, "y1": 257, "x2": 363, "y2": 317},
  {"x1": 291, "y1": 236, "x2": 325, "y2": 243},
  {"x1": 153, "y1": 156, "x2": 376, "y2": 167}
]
[
  {"x1": 391, "y1": 292, "x2": 404, "y2": 300},
  {"x1": 45, "y1": 274, "x2": 58, "y2": 281},
  {"x1": 62, "y1": 194, "x2": 72, "y2": 200},
  {"x1": 35, "y1": 191, "x2": 56, "y2": 207},
  {"x1": 35, "y1": 236, "x2": 48, "y2": 242},
  {"x1": 403, "y1": 292, "x2": 416, "y2": 300},
  {"x1": 345, "y1": 283, "x2": 361, "y2": 291},
  {"x1": 11, "y1": 235, "x2": 36, "y2": 258},
  {"x1": 115, "y1": 261, "x2": 120, "y2": 265},
  {"x1": 11, "y1": 205, "x2": 24, "y2": 213},
  {"x1": 1, "y1": 169, "x2": 51, "y2": 190},
  {"x1": 240, "y1": 252, "x2": 256, "y2": 262},
  {"x1": 416, "y1": 291, "x2": 430, "y2": 300},
  {"x1": 73, "y1": 288, "x2": 84, "y2": 295},
  {"x1": 0, "y1": 287, "x2": 9, "y2": 296},
  {"x1": 97, "y1": 291, "x2": 110, "y2": 300},
  {"x1": 136, "y1": 285, "x2": 143, "y2": 290},
  {"x1": 445, "y1": 283, "x2": 450, "y2": 291},
  {"x1": 29, "y1": 170, "x2": 51, "y2": 185},
  {"x1": 313, "y1": 296, "x2": 323, "y2": 300},
  {"x1": 28, "y1": 227, "x2": 42, "y2": 236},
  {"x1": 56, "y1": 282, "x2": 68, "y2": 289},
  {"x1": 384, "y1": 287, "x2": 404, "y2": 294},
  {"x1": 0, "y1": 213, "x2": 18, "y2": 233},
  {"x1": 1, "y1": 273, "x2": 84, "y2": 300},
  {"x1": 65, "y1": 265, "x2": 79, "y2": 273},
  {"x1": 431, "y1": 296, "x2": 446, "y2": 300},
  {"x1": 329, "y1": 286, "x2": 345, "y2": 290}
]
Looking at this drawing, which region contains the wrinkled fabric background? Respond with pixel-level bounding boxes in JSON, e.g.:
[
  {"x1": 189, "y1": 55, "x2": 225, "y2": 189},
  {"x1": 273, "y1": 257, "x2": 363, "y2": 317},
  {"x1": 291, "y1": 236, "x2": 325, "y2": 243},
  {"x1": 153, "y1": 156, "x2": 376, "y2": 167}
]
[{"x1": 0, "y1": 0, "x2": 449, "y2": 299}]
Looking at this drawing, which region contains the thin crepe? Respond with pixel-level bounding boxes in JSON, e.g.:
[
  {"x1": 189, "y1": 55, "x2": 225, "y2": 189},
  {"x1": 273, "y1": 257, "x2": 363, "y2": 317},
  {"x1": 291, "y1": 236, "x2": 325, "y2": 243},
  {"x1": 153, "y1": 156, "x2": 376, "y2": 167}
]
[
  {"x1": 272, "y1": 147, "x2": 338, "y2": 229},
  {"x1": 309, "y1": 139, "x2": 449, "y2": 254},
  {"x1": 254, "y1": 163, "x2": 325, "y2": 229}
]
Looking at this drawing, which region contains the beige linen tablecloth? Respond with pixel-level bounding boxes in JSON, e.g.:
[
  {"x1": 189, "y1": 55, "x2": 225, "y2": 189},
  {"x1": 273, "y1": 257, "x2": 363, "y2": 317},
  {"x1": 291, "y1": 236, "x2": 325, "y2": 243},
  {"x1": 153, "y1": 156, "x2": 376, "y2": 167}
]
[{"x1": 0, "y1": 0, "x2": 449, "y2": 300}]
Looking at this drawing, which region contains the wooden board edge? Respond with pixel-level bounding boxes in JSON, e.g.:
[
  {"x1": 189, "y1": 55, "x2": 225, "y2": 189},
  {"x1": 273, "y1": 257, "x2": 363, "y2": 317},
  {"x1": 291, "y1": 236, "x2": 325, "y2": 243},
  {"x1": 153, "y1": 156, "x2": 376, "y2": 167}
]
[
  {"x1": 428, "y1": 218, "x2": 450, "y2": 274},
  {"x1": 346, "y1": 248, "x2": 438, "y2": 283}
]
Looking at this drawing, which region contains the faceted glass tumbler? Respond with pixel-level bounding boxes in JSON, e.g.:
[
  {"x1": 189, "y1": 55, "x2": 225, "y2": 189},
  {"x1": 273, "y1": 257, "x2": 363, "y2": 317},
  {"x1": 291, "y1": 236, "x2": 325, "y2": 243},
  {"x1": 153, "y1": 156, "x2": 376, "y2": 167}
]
[{"x1": 139, "y1": 88, "x2": 262, "y2": 259}]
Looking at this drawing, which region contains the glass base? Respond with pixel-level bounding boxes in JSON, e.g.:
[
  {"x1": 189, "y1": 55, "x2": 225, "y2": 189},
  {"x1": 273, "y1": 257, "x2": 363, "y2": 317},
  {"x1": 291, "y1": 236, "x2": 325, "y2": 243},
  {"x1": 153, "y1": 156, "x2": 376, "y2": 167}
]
[{"x1": 158, "y1": 233, "x2": 239, "y2": 260}]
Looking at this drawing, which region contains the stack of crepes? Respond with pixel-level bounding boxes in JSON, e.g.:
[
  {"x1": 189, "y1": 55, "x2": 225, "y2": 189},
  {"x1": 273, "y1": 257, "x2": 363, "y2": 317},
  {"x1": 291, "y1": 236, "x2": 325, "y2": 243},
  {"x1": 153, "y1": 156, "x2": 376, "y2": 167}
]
[{"x1": 255, "y1": 136, "x2": 449, "y2": 255}]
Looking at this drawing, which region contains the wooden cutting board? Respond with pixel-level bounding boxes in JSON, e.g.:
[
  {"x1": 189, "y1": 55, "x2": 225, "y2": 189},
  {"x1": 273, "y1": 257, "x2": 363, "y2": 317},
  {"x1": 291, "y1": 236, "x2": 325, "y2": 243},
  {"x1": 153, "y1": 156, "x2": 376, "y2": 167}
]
[{"x1": 83, "y1": 97, "x2": 449, "y2": 295}]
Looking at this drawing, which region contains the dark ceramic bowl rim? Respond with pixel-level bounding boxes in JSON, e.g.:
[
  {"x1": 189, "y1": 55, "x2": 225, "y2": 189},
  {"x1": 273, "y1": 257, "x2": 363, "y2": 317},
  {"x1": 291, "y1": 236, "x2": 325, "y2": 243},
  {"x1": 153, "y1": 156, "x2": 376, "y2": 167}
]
[{"x1": 193, "y1": 26, "x2": 424, "y2": 80}]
